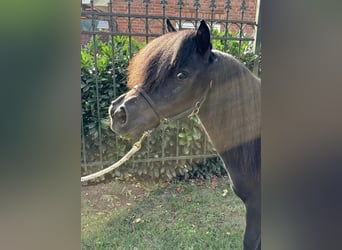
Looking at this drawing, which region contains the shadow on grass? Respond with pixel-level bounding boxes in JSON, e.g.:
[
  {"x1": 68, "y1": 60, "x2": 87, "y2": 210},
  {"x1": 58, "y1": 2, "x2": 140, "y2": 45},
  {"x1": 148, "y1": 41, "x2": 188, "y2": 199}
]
[{"x1": 82, "y1": 177, "x2": 245, "y2": 250}]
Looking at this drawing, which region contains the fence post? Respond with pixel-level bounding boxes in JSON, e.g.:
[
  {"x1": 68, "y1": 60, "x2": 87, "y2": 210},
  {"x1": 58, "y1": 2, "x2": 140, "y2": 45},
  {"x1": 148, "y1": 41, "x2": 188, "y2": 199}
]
[
  {"x1": 238, "y1": 0, "x2": 246, "y2": 59},
  {"x1": 209, "y1": 0, "x2": 216, "y2": 32},
  {"x1": 127, "y1": 0, "x2": 133, "y2": 58},
  {"x1": 193, "y1": 0, "x2": 201, "y2": 29},
  {"x1": 253, "y1": 0, "x2": 261, "y2": 75},
  {"x1": 144, "y1": 0, "x2": 150, "y2": 43},
  {"x1": 90, "y1": 0, "x2": 104, "y2": 169},
  {"x1": 161, "y1": 0, "x2": 167, "y2": 33},
  {"x1": 109, "y1": 0, "x2": 120, "y2": 161},
  {"x1": 177, "y1": 0, "x2": 184, "y2": 30},
  {"x1": 224, "y1": 0, "x2": 231, "y2": 51}
]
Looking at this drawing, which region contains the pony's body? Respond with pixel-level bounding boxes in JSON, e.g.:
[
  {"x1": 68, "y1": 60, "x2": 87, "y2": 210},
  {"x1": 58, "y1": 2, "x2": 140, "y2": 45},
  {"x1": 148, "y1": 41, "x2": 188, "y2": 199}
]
[
  {"x1": 198, "y1": 50, "x2": 261, "y2": 249},
  {"x1": 109, "y1": 20, "x2": 261, "y2": 250}
]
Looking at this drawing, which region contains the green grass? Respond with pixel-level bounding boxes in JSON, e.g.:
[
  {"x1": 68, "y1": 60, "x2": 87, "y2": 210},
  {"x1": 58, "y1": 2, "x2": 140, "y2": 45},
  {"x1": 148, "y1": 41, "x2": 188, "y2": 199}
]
[{"x1": 82, "y1": 178, "x2": 245, "y2": 250}]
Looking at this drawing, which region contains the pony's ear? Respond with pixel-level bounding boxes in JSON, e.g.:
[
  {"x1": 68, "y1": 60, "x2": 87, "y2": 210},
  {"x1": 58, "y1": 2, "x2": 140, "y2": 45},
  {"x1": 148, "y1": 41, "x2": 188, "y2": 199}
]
[
  {"x1": 196, "y1": 20, "x2": 211, "y2": 55},
  {"x1": 166, "y1": 19, "x2": 176, "y2": 32}
]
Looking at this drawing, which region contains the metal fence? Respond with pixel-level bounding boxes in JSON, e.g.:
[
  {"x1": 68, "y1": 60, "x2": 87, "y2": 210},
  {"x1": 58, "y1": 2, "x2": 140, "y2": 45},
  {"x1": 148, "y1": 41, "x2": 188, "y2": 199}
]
[{"x1": 81, "y1": 0, "x2": 261, "y2": 178}]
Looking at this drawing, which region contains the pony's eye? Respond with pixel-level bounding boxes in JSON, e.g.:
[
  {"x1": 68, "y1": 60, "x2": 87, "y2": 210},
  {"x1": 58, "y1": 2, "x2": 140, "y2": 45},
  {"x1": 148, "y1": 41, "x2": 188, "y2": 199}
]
[{"x1": 176, "y1": 71, "x2": 188, "y2": 80}]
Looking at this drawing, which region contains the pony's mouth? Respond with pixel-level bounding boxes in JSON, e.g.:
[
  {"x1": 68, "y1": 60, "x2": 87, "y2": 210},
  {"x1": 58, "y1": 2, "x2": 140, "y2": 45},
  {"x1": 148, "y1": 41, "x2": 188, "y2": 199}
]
[{"x1": 109, "y1": 113, "x2": 159, "y2": 141}]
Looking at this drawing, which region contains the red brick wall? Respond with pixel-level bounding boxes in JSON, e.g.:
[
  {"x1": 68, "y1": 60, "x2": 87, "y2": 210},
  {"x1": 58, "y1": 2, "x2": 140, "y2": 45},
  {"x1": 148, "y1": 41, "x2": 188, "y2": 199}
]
[{"x1": 81, "y1": 0, "x2": 257, "y2": 44}]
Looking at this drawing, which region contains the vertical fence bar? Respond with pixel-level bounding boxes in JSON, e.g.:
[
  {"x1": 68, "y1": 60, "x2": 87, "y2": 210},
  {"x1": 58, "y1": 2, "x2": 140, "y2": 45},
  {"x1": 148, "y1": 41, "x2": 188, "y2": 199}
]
[
  {"x1": 144, "y1": 0, "x2": 150, "y2": 43},
  {"x1": 160, "y1": 1, "x2": 165, "y2": 34},
  {"x1": 238, "y1": 0, "x2": 246, "y2": 58},
  {"x1": 127, "y1": 0, "x2": 135, "y2": 169},
  {"x1": 161, "y1": 125, "x2": 165, "y2": 167},
  {"x1": 81, "y1": 118, "x2": 87, "y2": 172},
  {"x1": 160, "y1": 0, "x2": 167, "y2": 168},
  {"x1": 177, "y1": 1, "x2": 184, "y2": 30},
  {"x1": 127, "y1": 0, "x2": 133, "y2": 58},
  {"x1": 193, "y1": 0, "x2": 201, "y2": 29},
  {"x1": 161, "y1": 0, "x2": 167, "y2": 33},
  {"x1": 209, "y1": 0, "x2": 216, "y2": 32},
  {"x1": 253, "y1": 0, "x2": 261, "y2": 75},
  {"x1": 189, "y1": 122, "x2": 193, "y2": 164},
  {"x1": 224, "y1": 0, "x2": 231, "y2": 51},
  {"x1": 145, "y1": 0, "x2": 151, "y2": 168},
  {"x1": 90, "y1": 0, "x2": 104, "y2": 169},
  {"x1": 175, "y1": 1, "x2": 184, "y2": 166},
  {"x1": 176, "y1": 120, "x2": 180, "y2": 164},
  {"x1": 81, "y1": 0, "x2": 87, "y2": 172},
  {"x1": 108, "y1": 0, "x2": 116, "y2": 98},
  {"x1": 108, "y1": 0, "x2": 120, "y2": 161},
  {"x1": 203, "y1": 125, "x2": 208, "y2": 155}
]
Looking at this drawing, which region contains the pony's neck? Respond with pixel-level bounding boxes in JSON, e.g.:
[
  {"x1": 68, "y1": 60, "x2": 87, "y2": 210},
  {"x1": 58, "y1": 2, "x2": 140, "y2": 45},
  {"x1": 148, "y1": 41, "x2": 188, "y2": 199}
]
[{"x1": 198, "y1": 50, "x2": 261, "y2": 154}]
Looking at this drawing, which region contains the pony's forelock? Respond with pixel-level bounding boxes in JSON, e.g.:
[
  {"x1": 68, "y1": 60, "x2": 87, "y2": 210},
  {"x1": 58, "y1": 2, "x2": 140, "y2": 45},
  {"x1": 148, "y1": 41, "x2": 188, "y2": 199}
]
[{"x1": 127, "y1": 30, "x2": 196, "y2": 91}]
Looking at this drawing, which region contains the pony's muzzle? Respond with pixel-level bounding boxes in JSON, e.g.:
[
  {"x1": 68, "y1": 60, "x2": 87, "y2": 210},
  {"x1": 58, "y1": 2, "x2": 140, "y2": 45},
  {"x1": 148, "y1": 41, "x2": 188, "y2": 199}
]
[{"x1": 112, "y1": 105, "x2": 128, "y2": 127}]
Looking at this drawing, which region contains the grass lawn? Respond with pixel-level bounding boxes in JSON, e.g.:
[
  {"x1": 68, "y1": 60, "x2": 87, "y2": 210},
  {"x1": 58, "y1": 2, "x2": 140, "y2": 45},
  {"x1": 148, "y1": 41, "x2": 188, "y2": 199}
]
[{"x1": 81, "y1": 177, "x2": 245, "y2": 250}]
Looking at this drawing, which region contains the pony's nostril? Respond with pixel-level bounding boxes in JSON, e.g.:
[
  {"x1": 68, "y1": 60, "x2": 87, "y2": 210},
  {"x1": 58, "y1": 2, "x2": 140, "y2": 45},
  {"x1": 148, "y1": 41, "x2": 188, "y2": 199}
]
[{"x1": 114, "y1": 106, "x2": 127, "y2": 126}]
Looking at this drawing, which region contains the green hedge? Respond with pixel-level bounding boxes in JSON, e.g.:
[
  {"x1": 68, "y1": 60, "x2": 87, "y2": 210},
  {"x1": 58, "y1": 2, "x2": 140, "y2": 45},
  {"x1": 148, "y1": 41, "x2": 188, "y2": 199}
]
[
  {"x1": 81, "y1": 34, "x2": 260, "y2": 182},
  {"x1": 81, "y1": 37, "x2": 141, "y2": 166},
  {"x1": 212, "y1": 29, "x2": 260, "y2": 75}
]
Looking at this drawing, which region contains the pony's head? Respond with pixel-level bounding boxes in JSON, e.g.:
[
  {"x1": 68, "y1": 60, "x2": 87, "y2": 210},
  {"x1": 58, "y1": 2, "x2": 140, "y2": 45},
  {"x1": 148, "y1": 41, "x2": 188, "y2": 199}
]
[{"x1": 109, "y1": 20, "x2": 214, "y2": 138}]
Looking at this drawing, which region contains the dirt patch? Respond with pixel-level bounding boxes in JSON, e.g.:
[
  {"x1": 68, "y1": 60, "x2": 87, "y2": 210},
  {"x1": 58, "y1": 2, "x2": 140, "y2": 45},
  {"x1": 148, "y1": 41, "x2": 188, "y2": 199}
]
[
  {"x1": 81, "y1": 180, "x2": 161, "y2": 213},
  {"x1": 81, "y1": 177, "x2": 231, "y2": 214}
]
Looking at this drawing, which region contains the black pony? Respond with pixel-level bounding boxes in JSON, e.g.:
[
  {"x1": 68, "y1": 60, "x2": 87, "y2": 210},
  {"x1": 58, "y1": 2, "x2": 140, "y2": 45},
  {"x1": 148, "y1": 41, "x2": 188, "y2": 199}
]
[{"x1": 109, "y1": 20, "x2": 261, "y2": 250}]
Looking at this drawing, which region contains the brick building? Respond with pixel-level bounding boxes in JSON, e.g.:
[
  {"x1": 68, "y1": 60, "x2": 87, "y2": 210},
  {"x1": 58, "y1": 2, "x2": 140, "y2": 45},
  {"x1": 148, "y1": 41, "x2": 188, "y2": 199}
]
[{"x1": 81, "y1": 0, "x2": 258, "y2": 45}]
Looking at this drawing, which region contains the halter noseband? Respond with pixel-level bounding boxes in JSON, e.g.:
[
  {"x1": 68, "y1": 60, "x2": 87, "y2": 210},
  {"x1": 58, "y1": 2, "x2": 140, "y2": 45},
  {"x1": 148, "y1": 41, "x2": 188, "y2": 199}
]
[{"x1": 133, "y1": 81, "x2": 212, "y2": 124}]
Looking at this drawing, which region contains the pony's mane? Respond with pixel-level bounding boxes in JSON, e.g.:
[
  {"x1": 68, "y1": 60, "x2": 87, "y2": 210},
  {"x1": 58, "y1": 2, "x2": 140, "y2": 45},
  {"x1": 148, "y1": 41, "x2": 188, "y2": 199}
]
[{"x1": 127, "y1": 30, "x2": 197, "y2": 91}]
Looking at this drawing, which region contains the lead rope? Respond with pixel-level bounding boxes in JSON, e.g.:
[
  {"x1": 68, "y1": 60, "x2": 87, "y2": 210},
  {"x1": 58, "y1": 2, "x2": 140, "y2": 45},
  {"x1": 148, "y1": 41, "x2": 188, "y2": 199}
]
[{"x1": 81, "y1": 130, "x2": 152, "y2": 183}]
